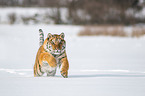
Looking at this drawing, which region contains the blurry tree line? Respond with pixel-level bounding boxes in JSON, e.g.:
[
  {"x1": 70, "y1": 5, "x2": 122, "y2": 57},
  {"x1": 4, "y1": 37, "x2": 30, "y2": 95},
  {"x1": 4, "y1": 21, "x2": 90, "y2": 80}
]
[{"x1": 0, "y1": 0, "x2": 145, "y2": 25}]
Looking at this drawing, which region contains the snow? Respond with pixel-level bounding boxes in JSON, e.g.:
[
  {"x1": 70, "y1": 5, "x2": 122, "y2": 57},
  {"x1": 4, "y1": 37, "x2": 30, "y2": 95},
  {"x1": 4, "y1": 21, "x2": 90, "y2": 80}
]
[{"x1": 0, "y1": 24, "x2": 145, "y2": 96}]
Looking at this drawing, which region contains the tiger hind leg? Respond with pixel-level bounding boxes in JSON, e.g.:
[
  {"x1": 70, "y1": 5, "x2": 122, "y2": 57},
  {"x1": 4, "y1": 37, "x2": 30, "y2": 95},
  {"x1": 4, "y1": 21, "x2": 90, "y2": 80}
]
[
  {"x1": 34, "y1": 64, "x2": 44, "y2": 77},
  {"x1": 34, "y1": 69, "x2": 44, "y2": 77}
]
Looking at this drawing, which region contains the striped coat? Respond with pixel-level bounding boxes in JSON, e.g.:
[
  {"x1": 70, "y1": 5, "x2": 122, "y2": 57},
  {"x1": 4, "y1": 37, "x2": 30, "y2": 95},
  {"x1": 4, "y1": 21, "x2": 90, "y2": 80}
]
[{"x1": 34, "y1": 29, "x2": 69, "y2": 78}]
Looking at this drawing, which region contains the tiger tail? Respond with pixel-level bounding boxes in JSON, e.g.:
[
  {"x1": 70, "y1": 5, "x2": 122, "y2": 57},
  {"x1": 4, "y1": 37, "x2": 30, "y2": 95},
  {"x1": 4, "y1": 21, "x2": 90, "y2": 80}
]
[{"x1": 39, "y1": 29, "x2": 44, "y2": 46}]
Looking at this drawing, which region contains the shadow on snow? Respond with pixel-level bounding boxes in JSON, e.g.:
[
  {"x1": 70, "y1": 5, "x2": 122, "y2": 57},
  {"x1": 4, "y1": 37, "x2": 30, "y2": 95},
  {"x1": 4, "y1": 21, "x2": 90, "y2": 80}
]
[{"x1": 66, "y1": 74, "x2": 145, "y2": 78}]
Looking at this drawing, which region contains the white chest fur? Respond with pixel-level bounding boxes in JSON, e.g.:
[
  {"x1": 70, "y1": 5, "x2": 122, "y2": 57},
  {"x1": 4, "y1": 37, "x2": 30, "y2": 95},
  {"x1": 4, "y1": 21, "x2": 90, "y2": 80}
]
[{"x1": 41, "y1": 61, "x2": 56, "y2": 73}]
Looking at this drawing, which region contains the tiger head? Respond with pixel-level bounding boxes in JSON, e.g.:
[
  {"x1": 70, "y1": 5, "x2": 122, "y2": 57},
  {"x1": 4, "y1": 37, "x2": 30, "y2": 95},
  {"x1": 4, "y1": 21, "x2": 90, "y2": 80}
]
[{"x1": 43, "y1": 33, "x2": 66, "y2": 55}]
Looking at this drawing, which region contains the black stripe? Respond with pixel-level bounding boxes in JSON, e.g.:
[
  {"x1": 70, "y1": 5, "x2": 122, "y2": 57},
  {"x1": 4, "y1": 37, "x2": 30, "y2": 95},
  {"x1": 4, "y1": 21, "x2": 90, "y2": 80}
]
[
  {"x1": 35, "y1": 62, "x2": 40, "y2": 76},
  {"x1": 39, "y1": 33, "x2": 44, "y2": 36},
  {"x1": 58, "y1": 56, "x2": 67, "y2": 68},
  {"x1": 38, "y1": 60, "x2": 43, "y2": 74},
  {"x1": 43, "y1": 47, "x2": 49, "y2": 52},
  {"x1": 57, "y1": 51, "x2": 65, "y2": 57},
  {"x1": 36, "y1": 60, "x2": 43, "y2": 76},
  {"x1": 46, "y1": 42, "x2": 49, "y2": 49},
  {"x1": 59, "y1": 56, "x2": 67, "y2": 62}
]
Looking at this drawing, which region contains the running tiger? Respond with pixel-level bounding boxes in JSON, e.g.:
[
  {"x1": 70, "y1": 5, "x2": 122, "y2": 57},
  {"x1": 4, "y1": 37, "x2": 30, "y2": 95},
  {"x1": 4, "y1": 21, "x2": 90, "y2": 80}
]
[{"x1": 34, "y1": 29, "x2": 69, "y2": 78}]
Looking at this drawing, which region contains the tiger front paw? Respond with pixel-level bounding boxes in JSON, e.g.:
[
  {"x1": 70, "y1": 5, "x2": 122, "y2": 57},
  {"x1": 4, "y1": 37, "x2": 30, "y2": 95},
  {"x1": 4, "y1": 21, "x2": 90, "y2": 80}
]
[{"x1": 60, "y1": 70, "x2": 68, "y2": 78}]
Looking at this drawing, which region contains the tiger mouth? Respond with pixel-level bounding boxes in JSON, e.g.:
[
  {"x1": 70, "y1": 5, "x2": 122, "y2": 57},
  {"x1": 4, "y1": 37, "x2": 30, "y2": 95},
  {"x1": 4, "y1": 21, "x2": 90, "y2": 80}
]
[{"x1": 53, "y1": 52, "x2": 61, "y2": 55}]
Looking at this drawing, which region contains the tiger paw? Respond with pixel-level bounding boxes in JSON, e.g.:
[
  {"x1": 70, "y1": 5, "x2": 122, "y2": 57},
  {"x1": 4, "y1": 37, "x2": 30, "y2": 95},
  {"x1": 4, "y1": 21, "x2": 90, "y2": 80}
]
[{"x1": 60, "y1": 70, "x2": 68, "y2": 78}]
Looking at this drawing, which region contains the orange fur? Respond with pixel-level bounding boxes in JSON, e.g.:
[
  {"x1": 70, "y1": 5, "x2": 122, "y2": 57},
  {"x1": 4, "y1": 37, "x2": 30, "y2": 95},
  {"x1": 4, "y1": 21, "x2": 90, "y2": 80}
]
[{"x1": 34, "y1": 32, "x2": 69, "y2": 78}]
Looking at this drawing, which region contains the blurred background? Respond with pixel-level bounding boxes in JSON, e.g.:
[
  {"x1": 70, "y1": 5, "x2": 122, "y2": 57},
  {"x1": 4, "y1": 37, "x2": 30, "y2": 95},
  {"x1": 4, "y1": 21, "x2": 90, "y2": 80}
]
[
  {"x1": 0, "y1": 0, "x2": 145, "y2": 37},
  {"x1": 0, "y1": 0, "x2": 145, "y2": 25}
]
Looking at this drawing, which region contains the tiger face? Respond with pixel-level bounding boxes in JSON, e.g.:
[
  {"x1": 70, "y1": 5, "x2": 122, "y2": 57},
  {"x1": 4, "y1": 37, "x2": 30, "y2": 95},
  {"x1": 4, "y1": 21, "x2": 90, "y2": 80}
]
[{"x1": 44, "y1": 33, "x2": 66, "y2": 55}]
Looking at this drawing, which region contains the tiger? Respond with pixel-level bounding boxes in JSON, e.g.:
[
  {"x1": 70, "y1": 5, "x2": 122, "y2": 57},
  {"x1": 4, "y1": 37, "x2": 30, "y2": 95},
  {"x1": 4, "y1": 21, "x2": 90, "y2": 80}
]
[{"x1": 33, "y1": 29, "x2": 69, "y2": 78}]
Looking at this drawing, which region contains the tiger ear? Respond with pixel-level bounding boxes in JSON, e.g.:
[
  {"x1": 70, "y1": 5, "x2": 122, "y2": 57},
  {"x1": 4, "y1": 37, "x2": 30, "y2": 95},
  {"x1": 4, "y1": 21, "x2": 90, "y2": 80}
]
[
  {"x1": 60, "y1": 32, "x2": 65, "y2": 39},
  {"x1": 47, "y1": 33, "x2": 52, "y2": 39}
]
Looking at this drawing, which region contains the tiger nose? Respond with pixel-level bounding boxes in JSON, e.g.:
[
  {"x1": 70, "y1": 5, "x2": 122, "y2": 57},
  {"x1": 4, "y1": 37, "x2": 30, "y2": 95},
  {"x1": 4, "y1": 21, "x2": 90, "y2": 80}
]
[{"x1": 56, "y1": 47, "x2": 59, "y2": 50}]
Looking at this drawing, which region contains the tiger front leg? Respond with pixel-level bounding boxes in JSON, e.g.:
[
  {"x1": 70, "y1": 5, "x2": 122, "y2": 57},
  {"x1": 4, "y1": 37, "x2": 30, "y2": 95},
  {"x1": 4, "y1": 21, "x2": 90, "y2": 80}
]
[
  {"x1": 40, "y1": 53, "x2": 57, "y2": 67},
  {"x1": 60, "y1": 57, "x2": 69, "y2": 78}
]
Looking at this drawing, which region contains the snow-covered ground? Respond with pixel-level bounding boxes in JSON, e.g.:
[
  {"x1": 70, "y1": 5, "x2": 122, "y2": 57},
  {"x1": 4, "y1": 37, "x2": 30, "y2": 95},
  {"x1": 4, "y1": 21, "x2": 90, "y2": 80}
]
[{"x1": 0, "y1": 24, "x2": 145, "y2": 96}]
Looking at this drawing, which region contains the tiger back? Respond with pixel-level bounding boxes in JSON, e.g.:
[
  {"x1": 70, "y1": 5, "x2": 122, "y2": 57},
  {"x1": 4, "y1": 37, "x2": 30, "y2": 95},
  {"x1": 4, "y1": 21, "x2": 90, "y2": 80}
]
[{"x1": 34, "y1": 29, "x2": 69, "y2": 78}]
